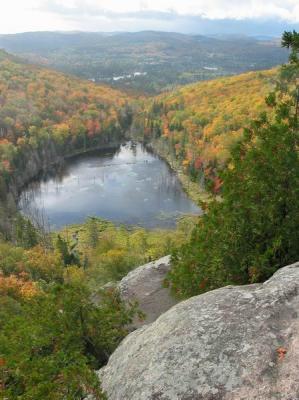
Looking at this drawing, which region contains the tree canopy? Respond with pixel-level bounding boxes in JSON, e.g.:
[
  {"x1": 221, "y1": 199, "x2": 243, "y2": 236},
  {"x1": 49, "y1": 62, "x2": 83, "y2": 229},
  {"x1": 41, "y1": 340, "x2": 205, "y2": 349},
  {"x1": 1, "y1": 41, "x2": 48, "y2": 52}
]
[{"x1": 168, "y1": 31, "x2": 299, "y2": 298}]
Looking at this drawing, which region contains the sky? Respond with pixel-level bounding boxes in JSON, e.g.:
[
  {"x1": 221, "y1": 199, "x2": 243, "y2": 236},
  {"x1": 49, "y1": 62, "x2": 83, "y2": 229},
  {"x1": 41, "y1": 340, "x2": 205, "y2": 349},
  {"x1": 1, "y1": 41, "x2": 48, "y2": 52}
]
[{"x1": 0, "y1": 0, "x2": 299, "y2": 35}]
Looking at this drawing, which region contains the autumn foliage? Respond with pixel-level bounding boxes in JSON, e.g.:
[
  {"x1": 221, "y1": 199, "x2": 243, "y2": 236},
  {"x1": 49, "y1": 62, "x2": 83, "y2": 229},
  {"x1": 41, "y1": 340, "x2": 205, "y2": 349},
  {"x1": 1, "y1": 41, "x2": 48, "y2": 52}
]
[
  {"x1": 135, "y1": 69, "x2": 276, "y2": 189},
  {"x1": 0, "y1": 272, "x2": 37, "y2": 299},
  {"x1": 168, "y1": 32, "x2": 299, "y2": 298},
  {"x1": 0, "y1": 50, "x2": 131, "y2": 198}
]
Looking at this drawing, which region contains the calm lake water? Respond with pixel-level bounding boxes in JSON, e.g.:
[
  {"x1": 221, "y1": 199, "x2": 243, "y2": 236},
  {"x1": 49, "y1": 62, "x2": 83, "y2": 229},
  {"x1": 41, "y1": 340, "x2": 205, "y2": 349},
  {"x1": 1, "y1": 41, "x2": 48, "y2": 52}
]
[{"x1": 19, "y1": 142, "x2": 200, "y2": 229}]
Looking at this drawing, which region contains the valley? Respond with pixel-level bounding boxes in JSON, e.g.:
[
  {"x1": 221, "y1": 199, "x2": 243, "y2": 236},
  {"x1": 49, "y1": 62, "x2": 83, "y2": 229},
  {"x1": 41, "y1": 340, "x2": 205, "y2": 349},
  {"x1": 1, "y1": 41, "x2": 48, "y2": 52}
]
[
  {"x1": 0, "y1": 31, "x2": 288, "y2": 94},
  {"x1": 0, "y1": 46, "x2": 274, "y2": 238},
  {"x1": 0, "y1": 27, "x2": 298, "y2": 400}
]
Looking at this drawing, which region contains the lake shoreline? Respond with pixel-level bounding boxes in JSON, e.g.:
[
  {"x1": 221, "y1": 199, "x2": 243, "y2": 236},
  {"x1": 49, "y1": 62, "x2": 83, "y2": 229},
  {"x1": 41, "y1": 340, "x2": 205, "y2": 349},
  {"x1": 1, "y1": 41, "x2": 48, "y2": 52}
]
[
  {"x1": 15, "y1": 138, "x2": 204, "y2": 210},
  {"x1": 0, "y1": 139, "x2": 126, "y2": 236},
  {"x1": 19, "y1": 142, "x2": 200, "y2": 230},
  {"x1": 144, "y1": 140, "x2": 211, "y2": 205},
  {"x1": 16, "y1": 142, "x2": 123, "y2": 198}
]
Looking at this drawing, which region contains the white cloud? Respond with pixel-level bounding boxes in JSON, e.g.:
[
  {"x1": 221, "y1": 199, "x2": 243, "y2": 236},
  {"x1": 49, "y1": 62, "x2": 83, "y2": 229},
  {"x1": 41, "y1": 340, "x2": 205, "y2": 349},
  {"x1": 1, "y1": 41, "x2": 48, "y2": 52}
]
[
  {"x1": 0, "y1": 0, "x2": 299, "y2": 34},
  {"x1": 0, "y1": 1, "x2": 74, "y2": 33},
  {"x1": 40, "y1": 0, "x2": 299, "y2": 21}
]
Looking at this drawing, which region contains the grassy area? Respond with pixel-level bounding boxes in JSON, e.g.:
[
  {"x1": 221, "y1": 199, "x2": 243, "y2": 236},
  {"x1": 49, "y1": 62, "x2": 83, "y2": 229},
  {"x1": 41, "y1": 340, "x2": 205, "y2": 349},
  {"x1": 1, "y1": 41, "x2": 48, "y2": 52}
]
[{"x1": 57, "y1": 216, "x2": 197, "y2": 290}]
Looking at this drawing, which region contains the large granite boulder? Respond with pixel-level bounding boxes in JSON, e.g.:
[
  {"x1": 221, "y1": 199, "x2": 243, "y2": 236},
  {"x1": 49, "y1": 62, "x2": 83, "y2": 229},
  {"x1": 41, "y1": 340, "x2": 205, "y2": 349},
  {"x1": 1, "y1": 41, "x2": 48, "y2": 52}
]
[
  {"x1": 99, "y1": 261, "x2": 299, "y2": 400},
  {"x1": 118, "y1": 255, "x2": 178, "y2": 328}
]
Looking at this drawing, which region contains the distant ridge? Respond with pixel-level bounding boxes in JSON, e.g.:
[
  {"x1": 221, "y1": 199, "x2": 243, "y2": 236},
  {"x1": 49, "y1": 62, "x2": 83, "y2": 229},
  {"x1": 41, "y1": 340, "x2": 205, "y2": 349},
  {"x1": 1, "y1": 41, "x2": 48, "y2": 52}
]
[{"x1": 0, "y1": 31, "x2": 287, "y2": 94}]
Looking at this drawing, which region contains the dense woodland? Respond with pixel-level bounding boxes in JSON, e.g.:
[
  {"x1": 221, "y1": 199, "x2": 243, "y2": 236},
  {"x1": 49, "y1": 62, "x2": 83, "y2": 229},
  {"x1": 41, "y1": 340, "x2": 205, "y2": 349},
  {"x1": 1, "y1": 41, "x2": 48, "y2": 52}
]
[
  {"x1": 0, "y1": 50, "x2": 133, "y2": 236},
  {"x1": 0, "y1": 31, "x2": 298, "y2": 399},
  {"x1": 0, "y1": 215, "x2": 193, "y2": 399},
  {"x1": 168, "y1": 31, "x2": 299, "y2": 297},
  {"x1": 0, "y1": 50, "x2": 193, "y2": 398},
  {"x1": 0, "y1": 49, "x2": 130, "y2": 166},
  {"x1": 134, "y1": 69, "x2": 276, "y2": 193},
  {"x1": 0, "y1": 50, "x2": 136, "y2": 399}
]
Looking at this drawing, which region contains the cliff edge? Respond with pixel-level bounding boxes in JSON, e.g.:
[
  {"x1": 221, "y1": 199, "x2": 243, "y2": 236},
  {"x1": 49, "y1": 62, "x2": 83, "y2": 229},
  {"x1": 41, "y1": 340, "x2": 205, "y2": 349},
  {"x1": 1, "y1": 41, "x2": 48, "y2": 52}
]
[{"x1": 99, "y1": 261, "x2": 299, "y2": 399}]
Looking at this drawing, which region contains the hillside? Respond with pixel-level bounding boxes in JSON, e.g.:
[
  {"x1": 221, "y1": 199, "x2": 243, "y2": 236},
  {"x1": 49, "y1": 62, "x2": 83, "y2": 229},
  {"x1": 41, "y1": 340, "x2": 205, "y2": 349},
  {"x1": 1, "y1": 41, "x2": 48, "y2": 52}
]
[
  {"x1": 0, "y1": 30, "x2": 299, "y2": 400},
  {"x1": 135, "y1": 69, "x2": 276, "y2": 193},
  {"x1": 0, "y1": 31, "x2": 287, "y2": 94},
  {"x1": 0, "y1": 49, "x2": 132, "y2": 235},
  {"x1": 0, "y1": 48, "x2": 130, "y2": 173},
  {"x1": 0, "y1": 48, "x2": 194, "y2": 397},
  {"x1": 0, "y1": 45, "x2": 278, "y2": 212},
  {"x1": 0, "y1": 48, "x2": 278, "y2": 243},
  {"x1": 0, "y1": 49, "x2": 129, "y2": 141}
]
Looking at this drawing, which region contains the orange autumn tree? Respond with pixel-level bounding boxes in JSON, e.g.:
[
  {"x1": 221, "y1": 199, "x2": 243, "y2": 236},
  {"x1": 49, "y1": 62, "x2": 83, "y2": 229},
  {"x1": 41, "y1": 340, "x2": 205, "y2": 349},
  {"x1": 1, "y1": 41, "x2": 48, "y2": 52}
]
[{"x1": 0, "y1": 272, "x2": 37, "y2": 299}]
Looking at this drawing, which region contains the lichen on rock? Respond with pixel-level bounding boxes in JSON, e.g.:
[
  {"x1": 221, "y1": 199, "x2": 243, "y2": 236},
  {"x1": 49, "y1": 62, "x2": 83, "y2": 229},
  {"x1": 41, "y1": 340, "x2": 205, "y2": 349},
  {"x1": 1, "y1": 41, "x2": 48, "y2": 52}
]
[{"x1": 99, "y1": 261, "x2": 299, "y2": 400}]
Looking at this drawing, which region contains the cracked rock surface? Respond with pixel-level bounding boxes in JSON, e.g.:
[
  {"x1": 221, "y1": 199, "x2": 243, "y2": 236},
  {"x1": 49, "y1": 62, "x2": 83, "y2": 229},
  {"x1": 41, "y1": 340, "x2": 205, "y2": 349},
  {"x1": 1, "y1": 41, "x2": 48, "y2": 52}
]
[{"x1": 99, "y1": 261, "x2": 299, "y2": 400}]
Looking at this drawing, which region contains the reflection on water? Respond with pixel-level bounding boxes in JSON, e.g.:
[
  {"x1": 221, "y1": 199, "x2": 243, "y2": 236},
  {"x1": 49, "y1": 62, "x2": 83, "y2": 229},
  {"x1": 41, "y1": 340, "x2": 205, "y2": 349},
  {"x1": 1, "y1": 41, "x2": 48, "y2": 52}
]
[{"x1": 19, "y1": 142, "x2": 201, "y2": 229}]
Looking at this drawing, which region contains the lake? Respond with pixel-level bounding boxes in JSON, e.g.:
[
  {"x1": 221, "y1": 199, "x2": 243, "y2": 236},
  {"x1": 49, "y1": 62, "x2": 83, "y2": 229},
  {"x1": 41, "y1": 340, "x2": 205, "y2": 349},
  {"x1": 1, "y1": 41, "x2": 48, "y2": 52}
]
[{"x1": 19, "y1": 142, "x2": 201, "y2": 230}]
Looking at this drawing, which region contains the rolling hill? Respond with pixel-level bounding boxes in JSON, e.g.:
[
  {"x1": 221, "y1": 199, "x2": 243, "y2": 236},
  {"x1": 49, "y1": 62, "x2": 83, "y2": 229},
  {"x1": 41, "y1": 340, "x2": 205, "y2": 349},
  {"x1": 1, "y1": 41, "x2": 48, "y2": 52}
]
[
  {"x1": 0, "y1": 48, "x2": 132, "y2": 235},
  {"x1": 0, "y1": 31, "x2": 287, "y2": 94},
  {"x1": 134, "y1": 68, "x2": 276, "y2": 192}
]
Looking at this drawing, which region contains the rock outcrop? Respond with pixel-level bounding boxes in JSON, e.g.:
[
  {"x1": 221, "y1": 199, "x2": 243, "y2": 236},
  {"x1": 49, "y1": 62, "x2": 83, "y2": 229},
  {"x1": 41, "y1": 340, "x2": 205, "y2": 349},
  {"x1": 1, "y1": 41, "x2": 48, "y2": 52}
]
[
  {"x1": 99, "y1": 261, "x2": 299, "y2": 400},
  {"x1": 118, "y1": 255, "x2": 178, "y2": 328}
]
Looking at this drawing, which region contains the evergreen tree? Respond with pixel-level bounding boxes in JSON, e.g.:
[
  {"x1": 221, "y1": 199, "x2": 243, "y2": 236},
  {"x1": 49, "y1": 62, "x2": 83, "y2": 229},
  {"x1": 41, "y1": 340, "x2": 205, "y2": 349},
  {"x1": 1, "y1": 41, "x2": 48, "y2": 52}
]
[
  {"x1": 56, "y1": 235, "x2": 80, "y2": 267},
  {"x1": 0, "y1": 283, "x2": 136, "y2": 399},
  {"x1": 14, "y1": 214, "x2": 39, "y2": 249},
  {"x1": 86, "y1": 217, "x2": 99, "y2": 249}
]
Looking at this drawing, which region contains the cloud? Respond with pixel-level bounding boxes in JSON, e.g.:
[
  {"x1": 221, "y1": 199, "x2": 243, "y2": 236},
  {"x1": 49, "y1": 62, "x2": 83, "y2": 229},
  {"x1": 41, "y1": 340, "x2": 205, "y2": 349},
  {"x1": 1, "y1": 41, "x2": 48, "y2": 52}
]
[
  {"x1": 0, "y1": 0, "x2": 299, "y2": 34},
  {"x1": 39, "y1": 0, "x2": 299, "y2": 22},
  {"x1": 41, "y1": 1, "x2": 180, "y2": 20},
  {"x1": 33, "y1": 0, "x2": 299, "y2": 36}
]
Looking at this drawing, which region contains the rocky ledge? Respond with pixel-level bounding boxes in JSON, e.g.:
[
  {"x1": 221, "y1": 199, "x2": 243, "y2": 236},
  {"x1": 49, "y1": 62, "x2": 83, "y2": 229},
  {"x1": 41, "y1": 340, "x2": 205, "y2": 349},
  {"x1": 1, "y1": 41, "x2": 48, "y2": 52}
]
[
  {"x1": 117, "y1": 255, "x2": 178, "y2": 328},
  {"x1": 99, "y1": 261, "x2": 299, "y2": 400}
]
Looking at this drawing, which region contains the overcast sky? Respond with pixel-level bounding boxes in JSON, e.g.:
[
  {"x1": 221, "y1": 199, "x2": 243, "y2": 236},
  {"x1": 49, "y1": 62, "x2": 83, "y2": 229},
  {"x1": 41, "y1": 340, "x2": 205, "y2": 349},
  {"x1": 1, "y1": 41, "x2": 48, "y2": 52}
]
[{"x1": 0, "y1": 0, "x2": 299, "y2": 35}]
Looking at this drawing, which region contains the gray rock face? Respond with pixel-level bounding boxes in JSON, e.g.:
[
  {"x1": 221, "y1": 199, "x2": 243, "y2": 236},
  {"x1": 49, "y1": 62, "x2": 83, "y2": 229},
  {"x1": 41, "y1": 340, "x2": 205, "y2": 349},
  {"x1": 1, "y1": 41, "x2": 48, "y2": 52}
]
[
  {"x1": 99, "y1": 261, "x2": 299, "y2": 400},
  {"x1": 118, "y1": 255, "x2": 178, "y2": 328}
]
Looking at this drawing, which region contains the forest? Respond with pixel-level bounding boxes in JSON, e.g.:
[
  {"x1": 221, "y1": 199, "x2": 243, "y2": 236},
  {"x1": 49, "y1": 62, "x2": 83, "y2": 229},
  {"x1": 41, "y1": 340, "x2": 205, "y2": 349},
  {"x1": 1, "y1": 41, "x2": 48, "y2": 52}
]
[
  {"x1": 0, "y1": 49, "x2": 133, "y2": 237},
  {"x1": 133, "y1": 68, "x2": 276, "y2": 194},
  {"x1": 168, "y1": 31, "x2": 299, "y2": 297},
  {"x1": 0, "y1": 31, "x2": 288, "y2": 94},
  {"x1": 0, "y1": 48, "x2": 193, "y2": 398},
  {"x1": 0, "y1": 214, "x2": 194, "y2": 399},
  {"x1": 0, "y1": 30, "x2": 298, "y2": 399}
]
